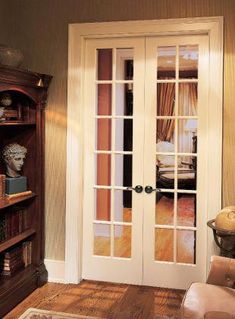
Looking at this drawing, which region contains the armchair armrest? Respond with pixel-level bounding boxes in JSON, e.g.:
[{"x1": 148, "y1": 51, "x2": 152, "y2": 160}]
[{"x1": 206, "y1": 255, "x2": 235, "y2": 288}]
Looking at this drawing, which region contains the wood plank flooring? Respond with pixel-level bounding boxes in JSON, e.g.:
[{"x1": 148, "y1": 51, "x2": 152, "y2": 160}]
[{"x1": 4, "y1": 281, "x2": 185, "y2": 319}]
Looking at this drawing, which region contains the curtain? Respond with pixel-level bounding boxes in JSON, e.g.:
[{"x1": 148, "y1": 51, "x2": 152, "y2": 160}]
[
  {"x1": 178, "y1": 83, "x2": 197, "y2": 153},
  {"x1": 157, "y1": 83, "x2": 175, "y2": 142}
]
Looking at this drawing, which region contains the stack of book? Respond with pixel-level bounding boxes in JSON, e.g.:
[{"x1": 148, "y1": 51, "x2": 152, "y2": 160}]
[
  {"x1": 0, "y1": 208, "x2": 29, "y2": 243},
  {"x1": 1, "y1": 245, "x2": 24, "y2": 276}
]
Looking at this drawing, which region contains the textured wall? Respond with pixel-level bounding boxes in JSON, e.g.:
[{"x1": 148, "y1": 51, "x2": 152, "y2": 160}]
[{"x1": 2, "y1": 0, "x2": 235, "y2": 260}]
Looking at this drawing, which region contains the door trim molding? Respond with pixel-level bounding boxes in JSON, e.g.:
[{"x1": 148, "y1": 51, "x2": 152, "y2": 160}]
[{"x1": 66, "y1": 17, "x2": 223, "y2": 283}]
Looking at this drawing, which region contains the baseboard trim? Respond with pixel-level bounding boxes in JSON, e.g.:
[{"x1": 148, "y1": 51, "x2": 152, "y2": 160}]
[{"x1": 44, "y1": 259, "x2": 65, "y2": 283}]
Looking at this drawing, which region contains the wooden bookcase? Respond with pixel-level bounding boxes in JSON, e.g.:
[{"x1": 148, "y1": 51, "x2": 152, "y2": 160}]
[{"x1": 0, "y1": 65, "x2": 52, "y2": 317}]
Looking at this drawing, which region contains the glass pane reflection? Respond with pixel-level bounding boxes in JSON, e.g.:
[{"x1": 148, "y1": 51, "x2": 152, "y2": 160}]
[
  {"x1": 156, "y1": 120, "x2": 175, "y2": 144},
  {"x1": 95, "y1": 189, "x2": 111, "y2": 221},
  {"x1": 96, "y1": 119, "x2": 112, "y2": 151},
  {"x1": 157, "y1": 83, "x2": 175, "y2": 116},
  {"x1": 115, "y1": 119, "x2": 133, "y2": 152},
  {"x1": 97, "y1": 84, "x2": 112, "y2": 115},
  {"x1": 114, "y1": 225, "x2": 131, "y2": 258},
  {"x1": 96, "y1": 154, "x2": 111, "y2": 186},
  {"x1": 157, "y1": 46, "x2": 176, "y2": 79},
  {"x1": 116, "y1": 83, "x2": 133, "y2": 116},
  {"x1": 97, "y1": 49, "x2": 112, "y2": 81},
  {"x1": 178, "y1": 119, "x2": 197, "y2": 153},
  {"x1": 177, "y1": 193, "x2": 196, "y2": 227},
  {"x1": 93, "y1": 224, "x2": 111, "y2": 256},
  {"x1": 177, "y1": 156, "x2": 196, "y2": 190},
  {"x1": 155, "y1": 193, "x2": 174, "y2": 225},
  {"x1": 115, "y1": 154, "x2": 132, "y2": 187},
  {"x1": 179, "y1": 45, "x2": 198, "y2": 79},
  {"x1": 177, "y1": 230, "x2": 196, "y2": 264},
  {"x1": 155, "y1": 228, "x2": 174, "y2": 262},
  {"x1": 178, "y1": 83, "x2": 197, "y2": 116},
  {"x1": 116, "y1": 50, "x2": 133, "y2": 80},
  {"x1": 114, "y1": 190, "x2": 132, "y2": 222},
  {"x1": 156, "y1": 155, "x2": 175, "y2": 190}
]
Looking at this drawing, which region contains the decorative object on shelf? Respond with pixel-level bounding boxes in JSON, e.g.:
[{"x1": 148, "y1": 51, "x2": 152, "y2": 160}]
[
  {"x1": 3, "y1": 143, "x2": 27, "y2": 178},
  {"x1": 207, "y1": 206, "x2": 235, "y2": 257},
  {"x1": 0, "y1": 45, "x2": 24, "y2": 67},
  {"x1": 0, "y1": 92, "x2": 12, "y2": 107},
  {"x1": 3, "y1": 143, "x2": 28, "y2": 196}
]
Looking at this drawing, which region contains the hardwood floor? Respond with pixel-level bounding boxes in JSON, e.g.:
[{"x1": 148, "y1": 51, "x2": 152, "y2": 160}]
[{"x1": 4, "y1": 281, "x2": 185, "y2": 319}]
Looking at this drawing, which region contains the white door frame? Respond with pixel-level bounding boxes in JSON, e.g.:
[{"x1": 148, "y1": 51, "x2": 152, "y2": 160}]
[{"x1": 66, "y1": 17, "x2": 223, "y2": 283}]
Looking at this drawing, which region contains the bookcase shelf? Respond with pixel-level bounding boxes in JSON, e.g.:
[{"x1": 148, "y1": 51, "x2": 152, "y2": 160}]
[
  {"x1": 0, "y1": 228, "x2": 36, "y2": 253},
  {"x1": 0, "y1": 193, "x2": 36, "y2": 210},
  {"x1": 0, "y1": 65, "x2": 52, "y2": 317},
  {"x1": 0, "y1": 121, "x2": 36, "y2": 126}
]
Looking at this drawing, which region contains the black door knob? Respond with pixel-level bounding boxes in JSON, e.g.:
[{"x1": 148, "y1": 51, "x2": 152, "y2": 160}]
[
  {"x1": 134, "y1": 185, "x2": 143, "y2": 193},
  {"x1": 127, "y1": 185, "x2": 143, "y2": 193},
  {"x1": 145, "y1": 186, "x2": 154, "y2": 193}
]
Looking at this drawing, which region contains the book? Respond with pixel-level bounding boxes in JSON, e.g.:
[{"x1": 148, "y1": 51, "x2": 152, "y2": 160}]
[
  {"x1": 0, "y1": 174, "x2": 6, "y2": 199},
  {"x1": 23, "y1": 241, "x2": 32, "y2": 266}
]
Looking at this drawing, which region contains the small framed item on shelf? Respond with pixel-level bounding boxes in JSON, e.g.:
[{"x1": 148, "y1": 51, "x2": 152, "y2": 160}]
[{"x1": 0, "y1": 65, "x2": 52, "y2": 317}]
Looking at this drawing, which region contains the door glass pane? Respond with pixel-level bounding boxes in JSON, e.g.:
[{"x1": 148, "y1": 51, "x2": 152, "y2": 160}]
[
  {"x1": 115, "y1": 154, "x2": 132, "y2": 187},
  {"x1": 114, "y1": 190, "x2": 132, "y2": 222},
  {"x1": 116, "y1": 83, "x2": 133, "y2": 116},
  {"x1": 96, "y1": 154, "x2": 111, "y2": 186},
  {"x1": 157, "y1": 46, "x2": 176, "y2": 79},
  {"x1": 157, "y1": 83, "x2": 175, "y2": 116},
  {"x1": 95, "y1": 189, "x2": 111, "y2": 221},
  {"x1": 155, "y1": 228, "x2": 174, "y2": 261},
  {"x1": 177, "y1": 193, "x2": 196, "y2": 227},
  {"x1": 116, "y1": 49, "x2": 133, "y2": 80},
  {"x1": 96, "y1": 119, "x2": 112, "y2": 150},
  {"x1": 178, "y1": 119, "x2": 197, "y2": 153},
  {"x1": 97, "y1": 49, "x2": 112, "y2": 80},
  {"x1": 178, "y1": 83, "x2": 197, "y2": 116},
  {"x1": 156, "y1": 193, "x2": 174, "y2": 225},
  {"x1": 177, "y1": 156, "x2": 196, "y2": 190},
  {"x1": 115, "y1": 119, "x2": 133, "y2": 152},
  {"x1": 177, "y1": 230, "x2": 196, "y2": 264},
  {"x1": 93, "y1": 224, "x2": 111, "y2": 256},
  {"x1": 97, "y1": 84, "x2": 112, "y2": 115},
  {"x1": 179, "y1": 45, "x2": 198, "y2": 79},
  {"x1": 114, "y1": 225, "x2": 131, "y2": 258},
  {"x1": 156, "y1": 119, "x2": 175, "y2": 144},
  {"x1": 156, "y1": 155, "x2": 175, "y2": 190}
]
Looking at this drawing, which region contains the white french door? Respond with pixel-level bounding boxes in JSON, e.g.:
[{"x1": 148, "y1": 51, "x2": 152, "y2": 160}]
[{"x1": 82, "y1": 34, "x2": 209, "y2": 289}]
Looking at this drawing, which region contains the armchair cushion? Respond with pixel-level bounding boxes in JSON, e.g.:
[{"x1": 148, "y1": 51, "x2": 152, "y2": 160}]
[
  {"x1": 180, "y1": 256, "x2": 235, "y2": 319},
  {"x1": 181, "y1": 282, "x2": 235, "y2": 318}
]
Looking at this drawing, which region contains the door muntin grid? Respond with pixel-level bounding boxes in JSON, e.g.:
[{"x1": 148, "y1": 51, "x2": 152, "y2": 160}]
[
  {"x1": 155, "y1": 44, "x2": 198, "y2": 265},
  {"x1": 94, "y1": 48, "x2": 134, "y2": 259}
]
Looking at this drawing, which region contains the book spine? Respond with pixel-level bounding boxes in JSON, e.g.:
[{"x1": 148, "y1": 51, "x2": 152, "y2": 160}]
[{"x1": 0, "y1": 174, "x2": 6, "y2": 199}]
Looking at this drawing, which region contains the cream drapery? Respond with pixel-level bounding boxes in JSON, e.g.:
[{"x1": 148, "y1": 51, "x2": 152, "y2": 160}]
[
  {"x1": 157, "y1": 83, "x2": 175, "y2": 142},
  {"x1": 157, "y1": 83, "x2": 197, "y2": 152}
]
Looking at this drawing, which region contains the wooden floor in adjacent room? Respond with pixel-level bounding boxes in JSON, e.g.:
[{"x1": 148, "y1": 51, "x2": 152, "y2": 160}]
[{"x1": 4, "y1": 281, "x2": 185, "y2": 319}]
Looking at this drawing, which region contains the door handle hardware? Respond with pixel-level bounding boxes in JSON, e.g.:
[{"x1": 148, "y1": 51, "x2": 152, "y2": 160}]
[
  {"x1": 127, "y1": 185, "x2": 143, "y2": 193},
  {"x1": 145, "y1": 186, "x2": 161, "y2": 194}
]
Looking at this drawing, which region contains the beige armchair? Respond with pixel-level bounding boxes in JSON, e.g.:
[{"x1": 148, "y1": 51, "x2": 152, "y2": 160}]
[{"x1": 180, "y1": 256, "x2": 235, "y2": 319}]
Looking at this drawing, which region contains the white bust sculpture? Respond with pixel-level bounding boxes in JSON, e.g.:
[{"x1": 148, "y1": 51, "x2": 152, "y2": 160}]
[{"x1": 2, "y1": 143, "x2": 27, "y2": 178}]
